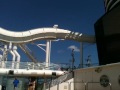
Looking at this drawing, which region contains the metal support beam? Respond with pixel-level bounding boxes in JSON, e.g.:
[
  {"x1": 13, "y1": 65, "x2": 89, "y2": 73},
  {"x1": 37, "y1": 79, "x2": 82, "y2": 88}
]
[
  {"x1": 45, "y1": 40, "x2": 51, "y2": 67},
  {"x1": 80, "y1": 42, "x2": 83, "y2": 68}
]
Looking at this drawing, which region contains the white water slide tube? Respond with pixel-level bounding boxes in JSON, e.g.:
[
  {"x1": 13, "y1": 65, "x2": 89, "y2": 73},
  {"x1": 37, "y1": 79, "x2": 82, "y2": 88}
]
[
  {"x1": 0, "y1": 27, "x2": 95, "y2": 77},
  {"x1": 0, "y1": 69, "x2": 64, "y2": 77},
  {"x1": 0, "y1": 27, "x2": 95, "y2": 43}
]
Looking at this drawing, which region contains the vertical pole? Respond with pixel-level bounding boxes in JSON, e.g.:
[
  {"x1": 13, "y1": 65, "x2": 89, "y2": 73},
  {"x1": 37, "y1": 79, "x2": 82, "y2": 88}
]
[
  {"x1": 0, "y1": 76, "x2": 3, "y2": 90},
  {"x1": 43, "y1": 77, "x2": 46, "y2": 90},
  {"x1": 71, "y1": 49, "x2": 75, "y2": 71},
  {"x1": 80, "y1": 42, "x2": 83, "y2": 68},
  {"x1": 13, "y1": 46, "x2": 20, "y2": 69},
  {"x1": 49, "y1": 40, "x2": 51, "y2": 66},
  {"x1": 45, "y1": 40, "x2": 50, "y2": 68},
  {"x1": 2, "y1": 45, "x2": 7, "y2": 68}
]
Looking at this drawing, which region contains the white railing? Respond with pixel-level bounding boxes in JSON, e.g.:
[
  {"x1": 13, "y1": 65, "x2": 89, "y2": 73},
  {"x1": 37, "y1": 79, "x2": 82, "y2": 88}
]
[{"x1": 0, "y1": 61, "x2": 60, "y2": 70}]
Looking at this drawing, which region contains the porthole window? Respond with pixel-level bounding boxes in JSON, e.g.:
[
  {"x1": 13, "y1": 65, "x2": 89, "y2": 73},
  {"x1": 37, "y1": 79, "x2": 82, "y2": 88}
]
[{"x1": 100, "y1": 75, "x2": 109, "y2": 87}]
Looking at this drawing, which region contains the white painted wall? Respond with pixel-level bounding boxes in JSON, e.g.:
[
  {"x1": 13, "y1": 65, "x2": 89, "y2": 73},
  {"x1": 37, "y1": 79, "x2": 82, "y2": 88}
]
[
  {"x1": 47, "y1": 63, "x2": 120, "y2": 90},
  {"x1": 74, "y1": 63, "x2": 120, "y2": 90}
]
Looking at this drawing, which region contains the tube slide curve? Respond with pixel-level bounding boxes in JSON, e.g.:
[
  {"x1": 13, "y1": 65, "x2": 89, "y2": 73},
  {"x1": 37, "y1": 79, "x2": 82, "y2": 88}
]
[{"x1": 0, "y1": 27, "x2": 95, "y2": 43}]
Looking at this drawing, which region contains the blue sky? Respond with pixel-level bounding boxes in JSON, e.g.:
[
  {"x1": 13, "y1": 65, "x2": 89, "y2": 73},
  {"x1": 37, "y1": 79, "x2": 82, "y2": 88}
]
[{"x1": 0, "y1": 0, "x2": 105, "y2": 66}]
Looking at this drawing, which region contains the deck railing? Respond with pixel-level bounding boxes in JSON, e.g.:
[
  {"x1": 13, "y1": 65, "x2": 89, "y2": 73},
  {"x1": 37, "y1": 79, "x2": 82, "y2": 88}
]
[{"x1": 0, "y1": 61, "x2": 60, "y2": 70}]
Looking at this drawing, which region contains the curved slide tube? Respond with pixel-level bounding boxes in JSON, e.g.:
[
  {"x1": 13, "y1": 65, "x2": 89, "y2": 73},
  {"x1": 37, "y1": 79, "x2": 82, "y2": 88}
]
[{"x1": 0, "y1": 27, "x2": 95, "y2": 43}]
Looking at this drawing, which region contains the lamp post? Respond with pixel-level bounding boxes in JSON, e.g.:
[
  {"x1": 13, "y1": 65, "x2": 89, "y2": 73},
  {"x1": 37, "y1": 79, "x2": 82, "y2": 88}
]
[
  {"x1": 71, "y1": 49, "x2": 75, "y2": 71},
  {"x1": 86, "y1": 55, "x2": 91, "y2": 67}
]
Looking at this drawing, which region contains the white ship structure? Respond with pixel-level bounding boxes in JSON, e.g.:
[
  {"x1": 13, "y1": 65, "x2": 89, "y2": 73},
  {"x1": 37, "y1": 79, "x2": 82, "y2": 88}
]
[{"x1": 0, "y1": 0, "x2": 120, "y2": 90}]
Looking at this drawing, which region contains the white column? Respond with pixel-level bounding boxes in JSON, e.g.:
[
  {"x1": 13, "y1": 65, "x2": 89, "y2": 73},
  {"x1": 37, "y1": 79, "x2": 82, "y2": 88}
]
[
  {"x1": 49, "y1": 40, "x2": 51, "y2": 65},
  {"x1": 45, "y1": 40, "x2": 50, "y2": 68},
  {"x1": 80, "y1": 42, "x2": 83, "y2": 68},
  {"x1": 1, "y1": 45, "x2": 7, "y2": 68},
  {"x1": 9, "y1": 42, "x2": 16, "y2": 69},
  {"x1": 13, "y1": 46, "x2": 20, "y2": 69},
  {"x1": 10, "y1": 50, "x2": 15, "y2": 69}
]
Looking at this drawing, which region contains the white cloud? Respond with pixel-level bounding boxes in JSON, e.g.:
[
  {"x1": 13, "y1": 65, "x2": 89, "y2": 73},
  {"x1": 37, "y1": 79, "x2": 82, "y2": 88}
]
[{"x1": 68, "y1": 45, "x2": 80, "y2": 52}]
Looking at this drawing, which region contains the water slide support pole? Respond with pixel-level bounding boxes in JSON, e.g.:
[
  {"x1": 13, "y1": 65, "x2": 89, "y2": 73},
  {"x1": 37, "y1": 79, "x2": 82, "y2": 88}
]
[
  {"x1": 13, "y1": 46, "x2": 20, "y2": 69},
  {"x1": 45, "y1": 40, "x2": 50, "y2": 68},
  {"x1": 9, "y1": 42, "x2": 15, "y2": 69},
  {"x1": 80, "y1": 42, "x2": 83, "y2": 68}
]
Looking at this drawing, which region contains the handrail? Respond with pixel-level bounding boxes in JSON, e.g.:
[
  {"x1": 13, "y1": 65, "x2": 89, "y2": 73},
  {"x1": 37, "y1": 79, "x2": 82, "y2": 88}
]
[{"x1": 0, "y1": 61, "x2": 60, "y2": 70}]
